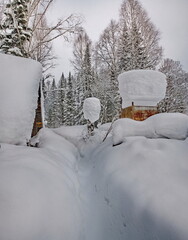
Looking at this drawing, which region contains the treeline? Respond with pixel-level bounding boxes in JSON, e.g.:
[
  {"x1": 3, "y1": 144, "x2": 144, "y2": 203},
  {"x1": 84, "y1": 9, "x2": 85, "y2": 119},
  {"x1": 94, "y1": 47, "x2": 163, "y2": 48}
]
[
  {"x1": 1, "y1": 0, "x2": 186, "y2": 128},
  {"x1": 45, "y1": 0, "x2": 188, "y2": 127},
  {"x1": 44, "y1": 72, "x2": 82, "y2": 128}
]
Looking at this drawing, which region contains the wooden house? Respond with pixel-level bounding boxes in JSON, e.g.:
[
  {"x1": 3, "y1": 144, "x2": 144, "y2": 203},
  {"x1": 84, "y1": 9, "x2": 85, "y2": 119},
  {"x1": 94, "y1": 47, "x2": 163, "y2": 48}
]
[
  {"x1": 118, "y1": 70, "x2": 167, "y2": 121},
  {"x1": 31, "y1": 86, "x2": 43, "y2": 137},
  {"x1": 120, "y1": 102, "x2": 158, "y2": 121}
]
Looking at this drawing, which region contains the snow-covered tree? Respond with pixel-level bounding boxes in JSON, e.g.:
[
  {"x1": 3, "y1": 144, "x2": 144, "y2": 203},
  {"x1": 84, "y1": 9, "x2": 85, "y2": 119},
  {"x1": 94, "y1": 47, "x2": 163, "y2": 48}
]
[
  {"x1": 118, "y1": 0, "x2": 163, "y2": 71},
  {"x1": 71, "y1": 28, "x2": 94, "y2": 124},
  {"x1": 95, "y1": 20, "x2": 121, "y2": 122},
  {"x1": 129, "y1": 21, "x2": 148, "y2": 69},
  {"x1": 64, "y1": 72, "x2": 75, "y2": 126},
  {"x1": 117, "y1": 23, "x2": 132, "y2": 72},
  {"x1": 57, "y1": 72, "x2": 67, "y2": 125},
  {"x1": 46, "y1": 78, "x2": 61, "y2": 128},
  {"x1": 0, "y1": 0, "x2": 5, "y2": 22},
  {"x1": 82, "y1": 42, "x2": 93, "y2": 98},
  {"x1": 158, "y1": 59, "x2": 187, "y2": 113},
  {"x1": 0, "y1": 0, "x2": 31, "y2": 57}
]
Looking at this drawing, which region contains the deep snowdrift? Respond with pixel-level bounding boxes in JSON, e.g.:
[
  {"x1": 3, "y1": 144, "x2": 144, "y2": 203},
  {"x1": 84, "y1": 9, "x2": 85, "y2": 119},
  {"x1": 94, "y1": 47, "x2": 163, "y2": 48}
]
[
  {"x1": 0, "y1": 129, "x2": 83, "y2": 240},
  {"x1": 87, "y1": 136, "x2": 188, "y2": 240},
  {"x1": 0, "y1": 53, "x2": 42, "y2": 145},
  {"x1": 112, "y1": 113, "x2": 188, "y2": 145},
  {"x1": 1, "y1": 114, "x2": 188, "y2": 240}
]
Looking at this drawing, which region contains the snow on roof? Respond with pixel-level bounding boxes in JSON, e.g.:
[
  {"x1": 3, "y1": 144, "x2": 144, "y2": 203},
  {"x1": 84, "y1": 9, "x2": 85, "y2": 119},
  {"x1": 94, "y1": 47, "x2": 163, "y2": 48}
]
[
  {"x1": 0, "y1": 53, "x2": 42, "y2": 145},
  {"x1": 118, "y1": 70, "x2": 167, "y2": 108},
  {"x1": 83, "y1": 97, "x2": 101, "y2": 123}
]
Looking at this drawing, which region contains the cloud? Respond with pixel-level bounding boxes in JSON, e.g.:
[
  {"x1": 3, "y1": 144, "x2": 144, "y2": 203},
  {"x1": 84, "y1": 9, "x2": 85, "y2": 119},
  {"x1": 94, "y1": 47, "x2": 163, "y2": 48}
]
[{"x1": 49, "y1": 0, "x2": 188, "y2": 79}]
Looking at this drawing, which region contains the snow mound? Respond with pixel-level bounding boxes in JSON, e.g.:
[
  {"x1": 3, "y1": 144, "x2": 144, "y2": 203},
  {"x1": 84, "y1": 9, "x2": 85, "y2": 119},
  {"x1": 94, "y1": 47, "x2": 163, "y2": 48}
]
[
  {"x1": 112, "y1": 113, "x2": 188, "y2": 145},
  {"x1": 89, "y1": 136, "x2": 188, "y2": 240},
  {"x1": 0, "y1": 129, "x2": 82, "y2": 240},
  {"x1": 0, "y1": 53, "x2": 42, "y2": 145},
  {"x1": 83, "y1": 97, "x2": 101, "y2": 123},
  {"x1": 30, "y1": 128, "x2": 80, "y2": 164},
  {"x1": 118, "y1": 70, "x2": 166, "y2": 108}
]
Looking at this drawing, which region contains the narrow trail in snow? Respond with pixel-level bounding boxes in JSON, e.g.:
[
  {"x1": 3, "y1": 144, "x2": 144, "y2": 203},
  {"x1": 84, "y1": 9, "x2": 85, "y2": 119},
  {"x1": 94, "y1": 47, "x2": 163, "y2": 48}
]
[{"x1": 74, "y1": 139, "x2": 122, "y2": 240}]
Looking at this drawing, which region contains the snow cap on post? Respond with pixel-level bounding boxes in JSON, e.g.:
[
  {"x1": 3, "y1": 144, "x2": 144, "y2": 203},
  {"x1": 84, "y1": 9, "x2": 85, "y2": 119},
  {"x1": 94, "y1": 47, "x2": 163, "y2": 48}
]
[
  {"x1": 118, "y1": 70, "x2": 167, "y2": 108},
  {"x1": 83, "y1": 97, "x2": 101, "y2": 123}
]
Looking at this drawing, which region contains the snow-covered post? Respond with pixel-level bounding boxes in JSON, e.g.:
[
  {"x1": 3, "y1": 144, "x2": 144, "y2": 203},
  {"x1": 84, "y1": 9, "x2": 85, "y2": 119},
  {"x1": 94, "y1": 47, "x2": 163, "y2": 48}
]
[{"x1": 83, "y1": 97, "x2": 101, "y2": 137}]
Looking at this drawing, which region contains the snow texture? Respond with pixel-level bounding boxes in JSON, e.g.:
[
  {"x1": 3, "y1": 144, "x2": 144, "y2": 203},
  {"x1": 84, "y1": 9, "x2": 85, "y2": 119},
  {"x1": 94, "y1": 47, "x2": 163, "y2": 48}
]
[
  {"x1": 112, "y1": 113, "x2": 188, "y2": 145},
  {"x1": 1, "y1": 120, "x2": 188, "y2": 240},
  {"x1": 0, "y1": 129, "x2": 82, "y2": 240},
  {"x1": 118, "y1": 70, "x2": 167, "y2": 108},
  {"x1": 87, "y1": 136, "x2": 188, "y2": 240},
  {"x1": 0, "y1": 53, "x2": 42, "y2": 145},
  {"x1": 83, "y1": 97, "x2": 101, "y2": 123}
]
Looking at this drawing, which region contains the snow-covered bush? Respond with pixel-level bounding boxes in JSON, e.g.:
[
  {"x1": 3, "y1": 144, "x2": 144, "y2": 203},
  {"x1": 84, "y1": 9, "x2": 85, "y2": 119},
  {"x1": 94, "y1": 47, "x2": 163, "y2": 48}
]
[
  {"x1": 112, "y1": 113, "x2": 188, "y2": 145},
  {"x1": 83, "y1": 97, "x2": 101, "y2": 137},
  {"x1": 83, "y1": 97, "x2": 101, "y2": 123},
  {"x1": 0, "y1": 53, "x2": 42, "y2": 145}
]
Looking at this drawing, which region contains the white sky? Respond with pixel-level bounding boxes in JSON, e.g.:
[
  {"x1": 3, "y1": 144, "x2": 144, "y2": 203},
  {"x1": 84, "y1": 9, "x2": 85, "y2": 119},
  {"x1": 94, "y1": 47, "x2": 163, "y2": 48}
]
[{"x1": 48, "y1": 0, "x2": 188, "y2": 80}]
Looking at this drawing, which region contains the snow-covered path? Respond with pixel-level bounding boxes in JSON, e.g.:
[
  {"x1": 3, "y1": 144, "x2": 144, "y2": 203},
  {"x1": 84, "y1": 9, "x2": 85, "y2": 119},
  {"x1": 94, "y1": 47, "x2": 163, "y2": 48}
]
[
  {"x1": 74, "y1": 134, "x2": 188, "y2": 240},
  {"x1": 1, "y1": 126, "x2": 188, "y2": 240}
]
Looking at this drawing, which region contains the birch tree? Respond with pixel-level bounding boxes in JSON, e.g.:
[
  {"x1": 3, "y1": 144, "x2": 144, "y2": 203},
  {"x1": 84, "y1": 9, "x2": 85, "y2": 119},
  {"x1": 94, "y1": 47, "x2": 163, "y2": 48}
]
[{"x1": 118, "y1": 0, "x2": 163, "y2": 71}]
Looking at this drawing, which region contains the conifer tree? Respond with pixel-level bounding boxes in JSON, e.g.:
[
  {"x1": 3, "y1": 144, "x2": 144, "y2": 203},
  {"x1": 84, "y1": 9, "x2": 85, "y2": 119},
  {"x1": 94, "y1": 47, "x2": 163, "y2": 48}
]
[
  {"x1": 118, "y1": 0, "x2": 162, "y2": 71},
  {"x1": 117, "y1": 24, "x2": 132, "y2": 72},
  {"x1": 58, "y1": 73, "x2": 67, "y2": 125},
  {"x1": 158, "y1": 59, "x2": 187, "y2": 113},
  {"x1": 95, "y1": 20, "x2": 121, "y2": 122},
  {"x1": 0, "y1": 0, "x2": 31, "y2": 57},
  {"x1": 130, "y1": 21, "x2": 148, "y2": 69},
  {"x1": 65, "y1": 72, "x2": 74, "y2": 125},
  {"x1": 46, "y1": 78, "x2": 61, "y2": 128},
  {"x1": 82, "y1": 42, "x2": 93, "y2": 98},
  {"x1": 71, "y1": 28, "x2": 94, "y2": 124}
]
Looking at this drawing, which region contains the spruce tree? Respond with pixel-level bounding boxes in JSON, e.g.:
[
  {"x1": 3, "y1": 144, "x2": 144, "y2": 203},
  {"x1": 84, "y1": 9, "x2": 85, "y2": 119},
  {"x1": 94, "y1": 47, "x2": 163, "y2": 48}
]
[
  {"x1": 46, "y1": 79, "x2": 61, "y2": 128},
  {"x1": 130, "y1": 21, "x2": 148, "y2": 69},
  {"x1": 58, "y1": 73, "x2": 67, "y2": 125},
  {"x1": 65, "y1": 72, "x2": 74, "y2": 126},
  {"x1": 117, "y1": 24, "x2": 132, "y2": 72},
  {"x1": 83, "y1": 42, "x2": 93, "y2": 98},
  {"x1": 95, "y1": 20, "x2": 121, "y2": 122},
  {"x1": 158, "y1": 59, "x2": 187, "y2": 113},
  {"x1": 0, "y1": 0, "x2": 31, "y2": 57}
]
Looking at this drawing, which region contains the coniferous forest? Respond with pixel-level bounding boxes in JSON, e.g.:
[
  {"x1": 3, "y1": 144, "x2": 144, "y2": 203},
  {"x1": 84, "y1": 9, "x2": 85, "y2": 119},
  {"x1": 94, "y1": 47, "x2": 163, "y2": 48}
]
[{"x1": 0, "y1": 0, "x2": 188, "y2": 128}]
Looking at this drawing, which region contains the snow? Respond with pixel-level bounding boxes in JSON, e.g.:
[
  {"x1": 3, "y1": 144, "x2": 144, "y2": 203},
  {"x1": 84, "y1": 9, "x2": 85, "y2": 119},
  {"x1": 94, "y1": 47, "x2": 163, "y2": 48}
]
[
  {"x1": 83, "y1": 97, "x2": 101, "y2": 123},
  {"x1": 1, "y1": 113, "x2": 188, "y2": 240},
  {"x1": 86, "y1": 136, "x2": 188, "y2": 240},
  {"x1": 118, "y1": 70, "x2": 167, "y2": 108},
  {"x1": 0, "y1": 53, "x2": 42, "y2": 145},
  {"x1": 0, "y1": 129, "x2": 82, "y2": 240},
  {"x1": 112, "y1": 113, "x2": 188, "y2": 145}
]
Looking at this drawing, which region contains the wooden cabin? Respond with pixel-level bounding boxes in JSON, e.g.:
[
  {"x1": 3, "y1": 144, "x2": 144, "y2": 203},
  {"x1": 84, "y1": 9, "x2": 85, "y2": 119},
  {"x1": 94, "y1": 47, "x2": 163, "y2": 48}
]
[
  {"x1": 31, "y1": 86, "x2": 43, "y2": 137},
  {"x1": 120, "y1": 102, "x2": 158, "y2": 121},
  {"x1": 118, "y1": 70, "x2": 166, "y2": 121}
]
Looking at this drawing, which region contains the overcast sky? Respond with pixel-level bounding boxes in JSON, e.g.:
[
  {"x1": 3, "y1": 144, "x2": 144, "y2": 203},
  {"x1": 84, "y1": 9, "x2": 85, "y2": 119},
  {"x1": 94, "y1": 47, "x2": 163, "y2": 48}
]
[{"x1": 49, "y1": 0, "x2": 188, "y2": 80}]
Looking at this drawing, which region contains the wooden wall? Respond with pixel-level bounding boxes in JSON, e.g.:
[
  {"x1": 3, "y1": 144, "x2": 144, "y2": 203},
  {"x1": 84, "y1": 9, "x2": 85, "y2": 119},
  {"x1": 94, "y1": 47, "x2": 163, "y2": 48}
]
[
  {"x1": 121, "y1": 105, "x2": 158, "y2": 121},
  {"x1": 31, "y1": 86, "x2": 43, "y2": 137}
]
